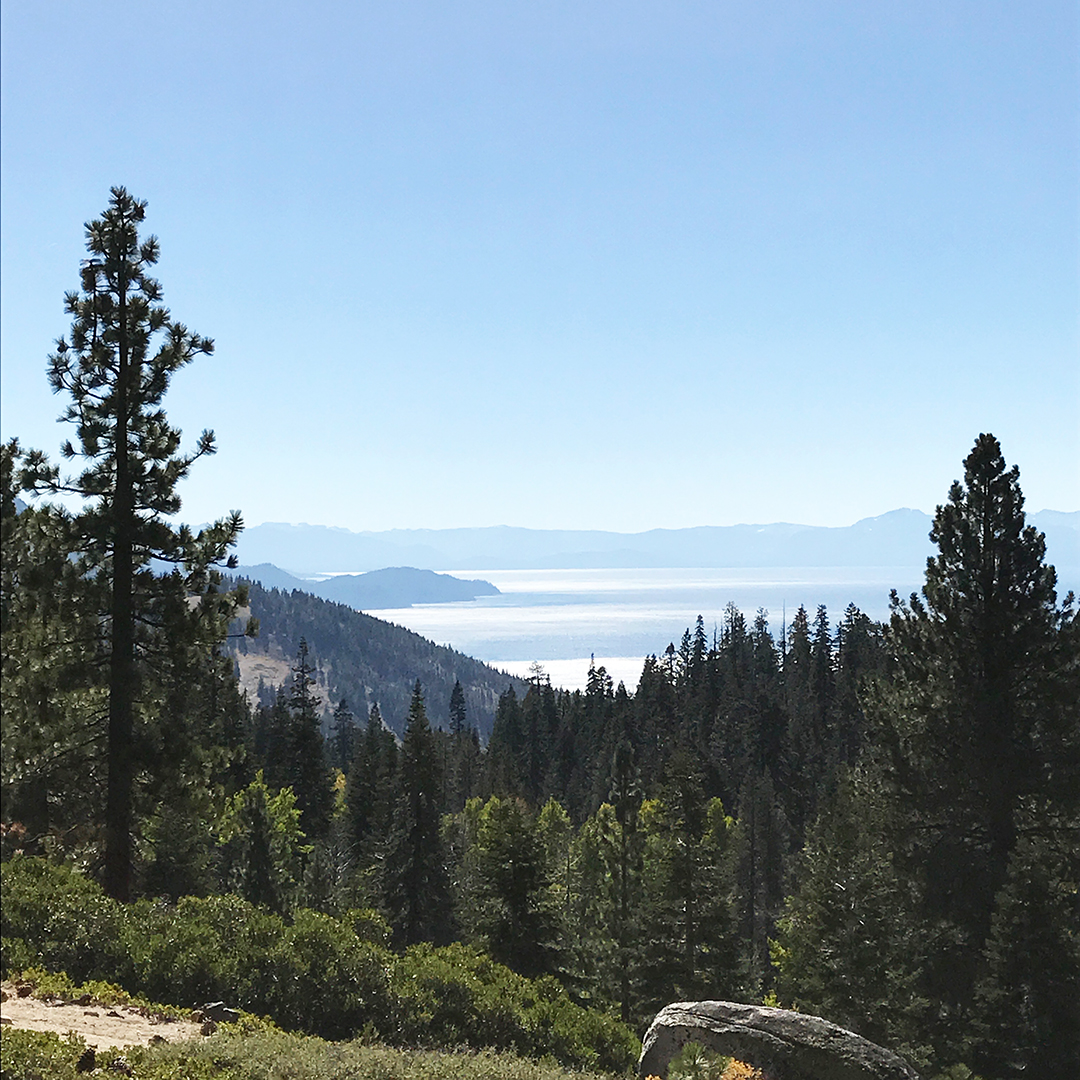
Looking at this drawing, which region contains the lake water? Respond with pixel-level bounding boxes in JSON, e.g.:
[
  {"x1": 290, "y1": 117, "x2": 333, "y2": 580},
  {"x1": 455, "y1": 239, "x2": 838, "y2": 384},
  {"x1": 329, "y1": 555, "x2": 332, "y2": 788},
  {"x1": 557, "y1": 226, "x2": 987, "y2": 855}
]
[{"x1": 373, "y1": 566, "x2": 927, "y2": 691}]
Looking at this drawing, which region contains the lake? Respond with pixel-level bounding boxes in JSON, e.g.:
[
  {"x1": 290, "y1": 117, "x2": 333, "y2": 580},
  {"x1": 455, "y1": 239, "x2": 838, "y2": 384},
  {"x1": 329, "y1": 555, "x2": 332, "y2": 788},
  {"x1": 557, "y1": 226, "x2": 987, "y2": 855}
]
[{"x1": 373, "y1": 566, "x2": 927, "y2": 691}]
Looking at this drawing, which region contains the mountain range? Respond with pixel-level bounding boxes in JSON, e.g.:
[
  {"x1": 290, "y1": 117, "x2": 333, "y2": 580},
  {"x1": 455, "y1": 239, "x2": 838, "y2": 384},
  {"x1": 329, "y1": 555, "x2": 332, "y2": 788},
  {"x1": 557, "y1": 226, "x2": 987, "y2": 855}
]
[{"x1": 233, "y1": 509, "x2": 1080, "y2": 578}]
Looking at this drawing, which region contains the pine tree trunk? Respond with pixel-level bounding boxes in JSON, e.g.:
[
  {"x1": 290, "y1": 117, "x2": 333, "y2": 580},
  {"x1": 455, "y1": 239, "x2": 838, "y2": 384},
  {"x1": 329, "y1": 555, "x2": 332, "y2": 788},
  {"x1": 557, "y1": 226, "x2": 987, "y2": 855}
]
[{"x1": 104, "y1": 263, "x2": 135, "y2": 902}]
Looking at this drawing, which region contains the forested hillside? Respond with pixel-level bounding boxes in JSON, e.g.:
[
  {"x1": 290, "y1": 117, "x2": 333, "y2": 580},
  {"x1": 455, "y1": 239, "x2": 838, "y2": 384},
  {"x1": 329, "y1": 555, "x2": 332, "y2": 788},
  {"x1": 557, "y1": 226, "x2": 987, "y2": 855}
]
[{"x1": 227, "y1": 579, "x2": 526, "y2": 739}]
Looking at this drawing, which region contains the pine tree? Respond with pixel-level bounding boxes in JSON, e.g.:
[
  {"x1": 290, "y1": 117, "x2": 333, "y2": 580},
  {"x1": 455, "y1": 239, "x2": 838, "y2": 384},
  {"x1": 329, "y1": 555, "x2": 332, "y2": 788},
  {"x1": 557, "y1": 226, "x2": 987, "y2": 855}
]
[
  {"x1": 486, "y1": 687, "x2": 524, "y2": 796},
  {"x1": 970, "y1": 801, "x2": 1080, "y2": 1077},
  {"x1": 345, "y1": 702, "x2": 399, "y2": 898},
  {"x1": 832, "y1": 603, "x2": 884, "y2": 767},
  {"x1": 19, "y1": 189, "x2": 247, "y2": 899},
  {"x1": 446, "y1": 681, "x2": 480, "y2": 811},
  {"x1": 875, "y1": 434, "x2": 1077, "y2": 1048},
  {"x1": 772, "y1": 769, "x2": 928, "y2": 1064},
  {"x1": 217, "y1": 770, "x2": 309, "y2": 913},
  {"x1": 284, "y1": 639, "x2": 333, "y2": 839},
  {"x1": 330, "y1": 698, "x2": 357, "y2": 775},
  {"x1": 608, "y1": 740, "x2": 644, "y2": 1022},
  {"x1": 2, "y1": 440, "x2": 100, "y2": 849},
  {"x1": 449, "y1": 679, "x2": 467, "y2": 736},
  {"x1": 383, "y1": 681, "x2": 454, "y2": 946},
  {"x1": 732, "y1": 768, "x2": 789, "y2": 1000},
  {"x1": 472, "y1": 795, "x2": 559, "y2": 977}
]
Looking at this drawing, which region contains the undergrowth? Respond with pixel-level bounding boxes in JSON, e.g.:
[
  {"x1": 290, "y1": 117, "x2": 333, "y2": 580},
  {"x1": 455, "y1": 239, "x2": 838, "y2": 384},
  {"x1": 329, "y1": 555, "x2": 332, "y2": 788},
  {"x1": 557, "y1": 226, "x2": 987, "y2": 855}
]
[
  {"x1": 1, "y1": 856, "x2": 638, "y2": 1074},
  {"x1": 0, "y1": 1026, "x2": 620, "y2": 1080}
]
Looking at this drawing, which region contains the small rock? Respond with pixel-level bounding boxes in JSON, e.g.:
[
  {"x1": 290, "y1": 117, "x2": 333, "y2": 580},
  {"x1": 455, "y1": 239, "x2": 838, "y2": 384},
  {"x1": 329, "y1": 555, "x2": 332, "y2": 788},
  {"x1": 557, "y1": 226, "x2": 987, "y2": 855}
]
[
  {"x1": 199, "y1": 1001, "x2": 240, "y2": 1023},
  {"x1": 83, "y1": 1009, "x2": 100, "y2": 1016},
  {"x1": 149, "y1": 1034, "x2": 168, "y2": 1045},
  {"x1": 107, "y1": 1009, "x2": 122, "y2": 1017},
  {"x1": 1, "y1": 989, "x2": 8, "y2": 1002},
  {"x1": 75, "y1": 993, "x2": 93, "y2": 1005},
  {"x1": 1, "y1": 1016, "x2": 12, "y2": 1025},
  {"x1": 75, "y1": 1048, "x2": 96, "y2": 1073},
  {"x1": 108, "y1": 1056, "x2": 134, "y2": 1075},
  {"x1": 16, "y1": 984, "x2": 33, "y2": 998}
]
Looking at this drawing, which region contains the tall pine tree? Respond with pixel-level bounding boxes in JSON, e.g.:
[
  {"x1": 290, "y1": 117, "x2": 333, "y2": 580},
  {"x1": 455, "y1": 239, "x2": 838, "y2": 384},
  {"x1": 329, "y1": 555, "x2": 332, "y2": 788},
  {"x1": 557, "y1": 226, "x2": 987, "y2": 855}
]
[
  {"x1": 20, "y1": 188, "x2": 247, "y2": 899},
  {"x1": 875, "y1": 433, "x2": 1077, "y2": 1051}
]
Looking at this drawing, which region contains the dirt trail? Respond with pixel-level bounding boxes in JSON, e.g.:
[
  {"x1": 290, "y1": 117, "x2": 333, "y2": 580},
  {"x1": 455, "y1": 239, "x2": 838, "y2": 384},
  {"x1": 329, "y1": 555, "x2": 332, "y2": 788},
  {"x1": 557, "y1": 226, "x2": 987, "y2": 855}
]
[{"x1": 0, "y1": 982, "x2": 203, "y2": 1051}]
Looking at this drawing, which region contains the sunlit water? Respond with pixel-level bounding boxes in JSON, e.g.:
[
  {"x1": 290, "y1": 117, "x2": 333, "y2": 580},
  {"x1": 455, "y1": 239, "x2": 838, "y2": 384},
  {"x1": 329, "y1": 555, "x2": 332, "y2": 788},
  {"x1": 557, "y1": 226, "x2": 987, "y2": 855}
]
[{"x1": 369, "y1": 566, "x2": 926, "y2": 691}]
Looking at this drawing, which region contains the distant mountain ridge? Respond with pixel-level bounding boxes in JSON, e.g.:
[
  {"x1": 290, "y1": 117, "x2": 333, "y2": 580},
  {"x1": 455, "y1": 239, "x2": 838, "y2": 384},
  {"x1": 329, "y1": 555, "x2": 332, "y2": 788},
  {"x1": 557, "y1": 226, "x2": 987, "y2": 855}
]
[
  {"x1": 233, "y1": 509, "x2": 1079, "y2": 578},
  {"x1": 233, "y1": 564, "x2": 499, "y2": 609}
]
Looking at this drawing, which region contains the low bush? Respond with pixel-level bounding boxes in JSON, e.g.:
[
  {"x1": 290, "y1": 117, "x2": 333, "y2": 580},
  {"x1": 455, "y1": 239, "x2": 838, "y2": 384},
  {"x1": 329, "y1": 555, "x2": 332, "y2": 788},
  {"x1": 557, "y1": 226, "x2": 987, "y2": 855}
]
[
  {"x1": 1, "y1": 854, "x2": 130, "y2": 984},
  {"x1": 0, "y1": 1024, "x2": 622, "y2": 1080},
  {"x1": 389, "y1": 944, "x2": 638, "y2": 1073},
  {"x1": 1, "y1": 856, "x2": 639, "y2": 1073}
]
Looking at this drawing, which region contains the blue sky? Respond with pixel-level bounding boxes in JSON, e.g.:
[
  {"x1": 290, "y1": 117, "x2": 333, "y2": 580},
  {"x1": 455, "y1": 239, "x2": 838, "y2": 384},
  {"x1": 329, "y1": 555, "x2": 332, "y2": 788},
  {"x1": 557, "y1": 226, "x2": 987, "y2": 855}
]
[{"x1": 2, "y1": 1, "x2": 1076, "y2": 532}]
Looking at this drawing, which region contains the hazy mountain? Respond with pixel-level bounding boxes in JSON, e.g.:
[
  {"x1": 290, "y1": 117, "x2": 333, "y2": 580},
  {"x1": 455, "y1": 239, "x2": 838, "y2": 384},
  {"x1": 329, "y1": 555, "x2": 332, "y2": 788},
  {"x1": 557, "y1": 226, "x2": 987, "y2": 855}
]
[
  {"x1": 232, "y1": 563, "x2": 311, "y2": 592},
  {"x1": 234, "y1": 564, "x2": 500, "y2": 609},
  {"x1": 314, "y1": 567, "x2": 499, "y2": 609},
  {"x1": 233, "y1": 509, "x2": 1079, "y2": 579}
]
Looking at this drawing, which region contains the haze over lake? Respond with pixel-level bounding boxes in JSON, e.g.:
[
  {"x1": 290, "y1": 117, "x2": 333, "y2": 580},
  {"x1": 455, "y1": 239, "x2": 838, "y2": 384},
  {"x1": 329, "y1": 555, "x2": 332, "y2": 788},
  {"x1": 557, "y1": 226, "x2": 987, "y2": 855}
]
[{"x1": 372, "y1": 565, "x2": 928, "y2": 691}]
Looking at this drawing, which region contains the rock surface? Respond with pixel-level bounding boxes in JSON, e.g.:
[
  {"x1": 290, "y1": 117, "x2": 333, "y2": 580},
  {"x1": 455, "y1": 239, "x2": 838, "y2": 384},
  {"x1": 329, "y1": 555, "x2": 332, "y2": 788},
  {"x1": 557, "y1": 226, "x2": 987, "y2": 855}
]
[
  {"x1": 638, "y1": 1001, "x2": 921, "y2": 1080},
  {"x1": 196, "y1": 1001, "x2": 240, "y2": 1024}
]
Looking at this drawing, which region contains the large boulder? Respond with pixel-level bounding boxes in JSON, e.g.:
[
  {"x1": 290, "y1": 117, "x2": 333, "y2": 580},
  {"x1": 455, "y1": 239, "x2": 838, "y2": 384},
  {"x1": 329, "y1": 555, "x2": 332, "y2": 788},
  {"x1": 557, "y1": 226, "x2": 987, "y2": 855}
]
[{"x1": 638, "y1": 1001, "x2": 921, "y2": 1080}]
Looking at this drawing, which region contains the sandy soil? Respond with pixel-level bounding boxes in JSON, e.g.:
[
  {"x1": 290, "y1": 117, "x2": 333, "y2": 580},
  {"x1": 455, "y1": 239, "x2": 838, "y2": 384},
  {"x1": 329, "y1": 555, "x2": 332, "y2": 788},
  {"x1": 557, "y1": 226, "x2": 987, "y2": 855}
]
[{"x1": 0, "y1": 982, "x2": 204, "y2": 1051}]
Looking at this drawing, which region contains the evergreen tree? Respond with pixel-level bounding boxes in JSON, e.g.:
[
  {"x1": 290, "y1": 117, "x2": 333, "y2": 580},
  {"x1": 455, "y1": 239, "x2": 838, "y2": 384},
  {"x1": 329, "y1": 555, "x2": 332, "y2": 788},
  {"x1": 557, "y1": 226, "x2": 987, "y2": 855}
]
[
  {"x1": 446, "y1": 682, "x2": 480, "y2": 812},
  {"x1": 18, "y1": 189, "x2": 247, "y2": 899},
  {"x1": 329, "y1": 698, "x2": 357, "y2": 775},
  {"x1": 2, "y1": 441, "x2": 100, "y2": 849},
  {"x1": 382, "y1": 681, "x2": 454, "y2": 946},
  {"x1": 142, "y1": 784, "x2": 217, "y2": 901},
  {"x1": 217, "y1": 770, "x2": 309, "y2": 913},
  {"x1": 732, "y1": 767, "x2": 789, "y2": 1000},
  {"x1": 639, "y1": 751, "x2": 736, "y2": 1009},
  {"x1": 970, "y1": 801, "x2": 1080, "y2": 1077},
  {"x1": 832, "y1": 603, "x2": 884, "y2": 767},
  {"x1": 486, "y1": 687, "x2": 524, "y2": 796},
  {"x1": 449, "y1": 679, "x2": 467, "y2": 736},
  {"x1": 284, "y1": 639, "x2": 333, "y2": 839},
  {"x1": 874, "y1": 433, "x2": 1078, "y2": 1050},
  {"x1": 608, "y1": 740, "x2": 644, "y2": 1022},
  {"x1": 809, "y1": 604, "x2": 836, "y2": 763},
  {"x1": 773, "y1": 769, "x2": 929, "y2": 1065},
  {"x1": 345, "y1": 702, "x2": 398, "y2": 893},
  {"x1": 471, "y1": 795, "x2": 560, "y2": 977}
]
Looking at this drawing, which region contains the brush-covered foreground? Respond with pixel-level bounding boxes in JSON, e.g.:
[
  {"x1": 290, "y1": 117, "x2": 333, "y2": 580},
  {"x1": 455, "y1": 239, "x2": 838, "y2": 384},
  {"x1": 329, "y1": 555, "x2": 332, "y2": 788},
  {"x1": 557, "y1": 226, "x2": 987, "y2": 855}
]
[
  {"x1": 1, "y1": 857, "x2": 639, "y2": 1075},
  {"x1": 1, "y1": 1025, "x2": 621, "y2": 1080}
]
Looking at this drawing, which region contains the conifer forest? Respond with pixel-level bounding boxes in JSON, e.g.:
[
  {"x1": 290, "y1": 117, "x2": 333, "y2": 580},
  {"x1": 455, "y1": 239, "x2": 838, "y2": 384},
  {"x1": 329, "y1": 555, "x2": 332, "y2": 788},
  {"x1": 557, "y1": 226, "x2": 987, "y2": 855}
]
[{"x1": 2, "y1": 190, "x2": 1078, "y2": 1079}]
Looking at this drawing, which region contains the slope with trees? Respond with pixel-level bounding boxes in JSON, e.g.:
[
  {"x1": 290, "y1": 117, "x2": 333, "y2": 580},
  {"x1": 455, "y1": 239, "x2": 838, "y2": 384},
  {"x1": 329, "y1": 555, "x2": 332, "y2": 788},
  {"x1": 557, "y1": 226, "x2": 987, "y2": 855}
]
[{"x1": 229, "y1": 579, "x2": 527, "y2": 739}]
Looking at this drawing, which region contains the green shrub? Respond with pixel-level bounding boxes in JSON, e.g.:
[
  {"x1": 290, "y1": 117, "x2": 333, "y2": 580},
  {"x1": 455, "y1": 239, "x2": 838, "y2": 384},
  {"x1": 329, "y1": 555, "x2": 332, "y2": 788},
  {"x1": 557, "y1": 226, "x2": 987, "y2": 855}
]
[
  {"x1": 1, "y1": 855, "x2": 129, "y2": 984},
  {"x1": 390, "y1": 943, "x2": 638, "y2": 1073},
  {"x1": 0, "y1": 856, "x2": 637, "y2": 1073},
  {"x1": 0, "y1": 1028, "x2": 89, "y2": 1080},
  {"x1": 135, "y1": 1027, "x2": 624, "y2": 1079},
  {"x1": 126, "y1": 895, "x2": 231, "y2": 1005},
  {"x1": 262, "y1": 907, "x2": 392, "y2": 1039},
  {"x1": 0, "y1": 1028, "x2": 233, "y2": 1080}
]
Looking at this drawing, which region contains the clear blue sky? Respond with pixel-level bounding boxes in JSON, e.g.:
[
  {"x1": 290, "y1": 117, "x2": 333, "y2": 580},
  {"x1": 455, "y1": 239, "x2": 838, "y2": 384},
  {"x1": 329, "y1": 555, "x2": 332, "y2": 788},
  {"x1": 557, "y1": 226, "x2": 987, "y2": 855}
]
[{"x1": 2, "y1": 1, "x2": 1076, "y2": 532}]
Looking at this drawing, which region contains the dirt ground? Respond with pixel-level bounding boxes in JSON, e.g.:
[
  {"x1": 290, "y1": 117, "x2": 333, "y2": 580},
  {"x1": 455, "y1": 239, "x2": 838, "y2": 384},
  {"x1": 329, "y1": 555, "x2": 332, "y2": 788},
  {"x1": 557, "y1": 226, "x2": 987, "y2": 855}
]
[{"x1": 0, "y1": 981, "x2": 204, "y2": 1051}]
